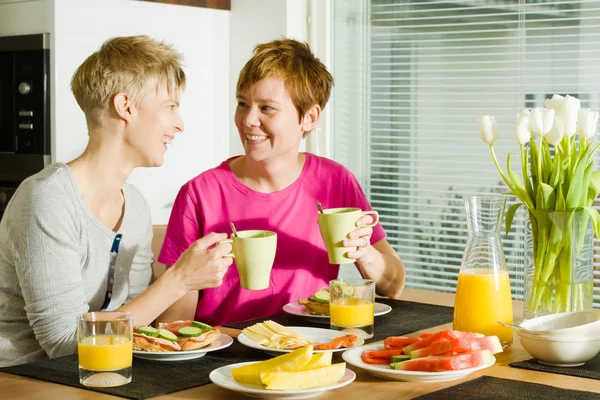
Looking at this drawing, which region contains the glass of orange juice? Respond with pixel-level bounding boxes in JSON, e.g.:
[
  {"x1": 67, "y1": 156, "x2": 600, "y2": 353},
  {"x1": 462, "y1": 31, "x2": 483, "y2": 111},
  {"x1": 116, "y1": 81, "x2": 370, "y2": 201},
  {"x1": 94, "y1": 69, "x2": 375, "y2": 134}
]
[
  {"x1": 77, "y1": 311, "x2": 133, "y2": 387},
  {"x1": 330, "y1": 279, "x2": 375, "y2": 339}
]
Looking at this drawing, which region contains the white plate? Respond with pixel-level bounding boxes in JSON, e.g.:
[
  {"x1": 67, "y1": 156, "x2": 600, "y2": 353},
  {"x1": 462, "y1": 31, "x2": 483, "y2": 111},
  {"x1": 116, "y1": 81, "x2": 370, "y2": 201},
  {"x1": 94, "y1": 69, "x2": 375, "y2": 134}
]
[
  {"x1": 342, "y1": 343, "x2": 496, "y2": 382},
  {"x1": 209, "y1": 361, "x2": 356, "y2": 399},
  {"x1": 237, "y1": 326, "x2": 364, "y2": 355},
  {"x1": 283, "y1": 302, "x2": 392, "y2": 323},
  {"x1": 133, "y1": 333, "x2": 233, "y2": 361}
]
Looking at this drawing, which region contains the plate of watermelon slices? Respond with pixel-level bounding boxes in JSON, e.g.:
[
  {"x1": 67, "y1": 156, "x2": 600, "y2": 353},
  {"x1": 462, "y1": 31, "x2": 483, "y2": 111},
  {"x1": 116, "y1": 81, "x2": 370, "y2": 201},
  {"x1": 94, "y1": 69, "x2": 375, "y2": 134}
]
[{"x1": 342, "y1": 342, "x2": 497, "y2": 382}]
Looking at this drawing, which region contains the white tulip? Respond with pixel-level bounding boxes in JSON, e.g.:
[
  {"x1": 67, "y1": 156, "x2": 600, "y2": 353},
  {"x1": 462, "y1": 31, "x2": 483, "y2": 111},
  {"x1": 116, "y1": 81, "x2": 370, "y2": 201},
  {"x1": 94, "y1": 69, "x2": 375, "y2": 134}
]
[
  {"x1": 545, "y1": 117, "x2": 564, "y2": 146},
  {"x1": 544, "y1": 94, "x2": 580, "y2": 137},
  {"x1": 577, "y1": 108, "x2": 599, "y2": 140},
  {"x1": 529, "y1": 107, "x2": 555, "y2": 136},
  {"x1": 479, "y1": 115, "x2": 498, "y2": 145},
  {"x1": 514, "y1": 110, "x2": 531, "y2": 145}
]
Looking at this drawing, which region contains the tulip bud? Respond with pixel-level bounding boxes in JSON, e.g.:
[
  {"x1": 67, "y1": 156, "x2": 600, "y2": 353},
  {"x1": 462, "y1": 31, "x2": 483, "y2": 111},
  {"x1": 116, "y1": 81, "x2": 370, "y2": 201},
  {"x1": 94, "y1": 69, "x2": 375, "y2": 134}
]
[
  {"x1": 514, "y1": 110, "x2": 531, "y2": 145},
  {"x1": 479, "y1": 115, "x2": 498, "y2": 145},
  {"x1": 544, "y1": 94, "x2": 580, "y2": 137},
  {"x1": 529, "y1": 107, "x2": 554, "y2": 136},
  {"x1": 546, "y1": 117, "x2": 564, "y2": 145},
  {"x1": 577, "y1": 109, "x2": 599, "y2": 140}
]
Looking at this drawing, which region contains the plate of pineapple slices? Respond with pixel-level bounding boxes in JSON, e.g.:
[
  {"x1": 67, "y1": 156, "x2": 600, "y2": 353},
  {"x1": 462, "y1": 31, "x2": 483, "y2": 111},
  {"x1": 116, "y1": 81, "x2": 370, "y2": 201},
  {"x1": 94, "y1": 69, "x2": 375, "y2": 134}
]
[{"x1": 209, "y1": 345, "x2": 355, "y2": 399}]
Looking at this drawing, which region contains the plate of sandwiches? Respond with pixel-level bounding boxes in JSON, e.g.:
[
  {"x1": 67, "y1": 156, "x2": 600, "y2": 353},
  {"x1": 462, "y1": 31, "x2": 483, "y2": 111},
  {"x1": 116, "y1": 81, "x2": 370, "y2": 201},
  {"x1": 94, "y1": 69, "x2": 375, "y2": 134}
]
[
  {"x1": 283, "y1": 288, "x2": 392, "y2": 323},
  {"x1": 237, "y1": 320, "x2": 364, "y2": 356},
  {"x1": 133, "y1": 320, "x2": 233, "y2": 361}
]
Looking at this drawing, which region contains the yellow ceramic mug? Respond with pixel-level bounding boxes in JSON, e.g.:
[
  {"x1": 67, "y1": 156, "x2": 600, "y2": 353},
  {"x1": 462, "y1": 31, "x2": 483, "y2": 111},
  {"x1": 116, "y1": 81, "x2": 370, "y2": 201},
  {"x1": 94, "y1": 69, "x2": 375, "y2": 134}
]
[
  {"x1": 221, "y1": 230, "x2": 277, "y2": 290},
  {"x1": 318, "y1": 208, "x2": 379, "y2": 264}
]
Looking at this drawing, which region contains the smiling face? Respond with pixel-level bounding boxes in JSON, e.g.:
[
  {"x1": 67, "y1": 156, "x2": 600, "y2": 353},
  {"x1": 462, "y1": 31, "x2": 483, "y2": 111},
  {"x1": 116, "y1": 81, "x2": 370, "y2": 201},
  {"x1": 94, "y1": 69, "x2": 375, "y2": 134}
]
[
  {"x1": 125, "y1": 81, "x2": 184, "y2": 167},
  {"x1": 234, "y1": 76, "x2": 318, "y2": 163}
]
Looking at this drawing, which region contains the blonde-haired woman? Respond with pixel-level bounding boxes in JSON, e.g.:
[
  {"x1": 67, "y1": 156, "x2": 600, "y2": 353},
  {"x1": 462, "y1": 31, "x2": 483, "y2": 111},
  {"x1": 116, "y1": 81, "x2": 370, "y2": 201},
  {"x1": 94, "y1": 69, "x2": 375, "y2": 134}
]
[{"x1": 0, "y1": 35, "x2": 232, "y2": 366}]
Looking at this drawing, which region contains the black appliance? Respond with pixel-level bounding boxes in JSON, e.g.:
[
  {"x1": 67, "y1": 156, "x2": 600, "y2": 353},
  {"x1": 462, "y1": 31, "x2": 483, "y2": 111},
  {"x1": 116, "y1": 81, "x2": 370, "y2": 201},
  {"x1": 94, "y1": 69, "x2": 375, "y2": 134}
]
[{"x1": 0, "y1": 33, "x2": 50, "y2": 218}]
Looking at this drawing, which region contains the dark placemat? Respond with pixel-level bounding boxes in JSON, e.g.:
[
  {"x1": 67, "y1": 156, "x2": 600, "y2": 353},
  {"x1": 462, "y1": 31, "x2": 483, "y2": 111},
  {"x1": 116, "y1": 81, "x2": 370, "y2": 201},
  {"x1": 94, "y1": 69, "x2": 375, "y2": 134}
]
[
  {"x1": 0, "y1": 340, "x2": 269, "y2": 400},
  {"x1": 224, "y1": 298, "x2": 454, "y2": 342},
  {"x1": 414, "y1": 375, "x2": 600, "y2": 400},
  {"x1": 509, "y1": 353, "x2": 600, "y2": 380}
]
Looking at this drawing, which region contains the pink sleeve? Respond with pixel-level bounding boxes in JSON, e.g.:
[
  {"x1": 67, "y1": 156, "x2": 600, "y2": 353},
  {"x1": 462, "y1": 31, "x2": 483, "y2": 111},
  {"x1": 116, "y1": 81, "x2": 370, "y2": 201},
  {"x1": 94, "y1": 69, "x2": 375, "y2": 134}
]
[
  {"x1": 158, "y1": 185, "x2": 203, "y2": 267},
  {"x1": 342, "y1": 170, "x2": 387, "y2": 245}
]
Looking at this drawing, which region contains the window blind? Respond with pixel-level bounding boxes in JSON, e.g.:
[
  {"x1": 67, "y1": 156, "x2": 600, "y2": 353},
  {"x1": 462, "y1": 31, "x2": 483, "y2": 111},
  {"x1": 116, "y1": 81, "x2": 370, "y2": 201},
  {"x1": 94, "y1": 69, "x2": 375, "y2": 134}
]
[{"x1": 331, "y1": 0, "x2": 600, "y2": 307}]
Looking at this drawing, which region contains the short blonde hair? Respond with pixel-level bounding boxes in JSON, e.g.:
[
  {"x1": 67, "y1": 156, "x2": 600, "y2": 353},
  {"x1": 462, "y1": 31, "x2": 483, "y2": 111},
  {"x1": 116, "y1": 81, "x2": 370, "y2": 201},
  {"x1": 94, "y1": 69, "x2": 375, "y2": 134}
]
[
  {"x1": 71, "y1": 35, "x2": 186, "y2": 127},
  {"x1": 236, "y1": 38, "x2": 333, "y2": 122}
]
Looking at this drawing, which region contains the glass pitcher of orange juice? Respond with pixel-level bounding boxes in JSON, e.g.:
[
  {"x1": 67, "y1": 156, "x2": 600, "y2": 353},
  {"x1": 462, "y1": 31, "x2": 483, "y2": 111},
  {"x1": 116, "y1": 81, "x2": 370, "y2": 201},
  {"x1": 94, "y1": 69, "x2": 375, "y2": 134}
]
[{"x1": 453, "y1": 195, "x2": 513, "y2": 346}]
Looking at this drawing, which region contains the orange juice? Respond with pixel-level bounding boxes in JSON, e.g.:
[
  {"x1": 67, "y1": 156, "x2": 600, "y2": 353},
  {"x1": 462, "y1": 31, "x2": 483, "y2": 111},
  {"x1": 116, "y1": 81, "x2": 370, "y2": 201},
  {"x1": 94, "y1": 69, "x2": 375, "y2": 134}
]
[
  {"x1": 78, "y1": 335, "x2": 132, "y2": 371},
  {"x1": 330, "y1": 298, "x2": 374, "y2": 327},
  {"x1": 453, "y1": 269, "x2": 513, "y2": 344}
]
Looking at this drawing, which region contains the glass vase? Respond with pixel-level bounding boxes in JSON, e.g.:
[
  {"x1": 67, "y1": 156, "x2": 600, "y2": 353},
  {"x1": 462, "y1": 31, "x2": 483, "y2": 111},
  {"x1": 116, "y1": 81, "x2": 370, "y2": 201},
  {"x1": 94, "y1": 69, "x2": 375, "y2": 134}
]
[
  {"x1": 453, "y1": 195, "x2": 514, "y2": 346},
  {"x1": 524, "y1": 210, "x2": 594, "y2": 319}
]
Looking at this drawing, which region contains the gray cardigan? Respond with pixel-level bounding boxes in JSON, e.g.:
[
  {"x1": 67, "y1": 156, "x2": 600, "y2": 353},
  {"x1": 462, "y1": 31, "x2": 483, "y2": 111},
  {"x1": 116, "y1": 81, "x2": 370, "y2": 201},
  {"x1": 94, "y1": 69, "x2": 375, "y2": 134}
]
[{"x1": 0, "y1": 163, "x2": 153, "y2": 366}]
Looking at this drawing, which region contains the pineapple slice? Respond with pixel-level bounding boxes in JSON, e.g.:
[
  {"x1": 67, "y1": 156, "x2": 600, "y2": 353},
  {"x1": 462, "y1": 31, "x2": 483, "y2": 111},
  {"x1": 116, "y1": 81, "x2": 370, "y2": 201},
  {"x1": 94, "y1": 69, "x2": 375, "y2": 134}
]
[
  {"x1": 300, "y1": 352, "x2": 332, "y2": 370},
  {"x1": 232, "y1": 345, "x2": 313, "y2": 385},
  {"x1": 261, "y1": 362, "x2": 346, "y2": 390}
]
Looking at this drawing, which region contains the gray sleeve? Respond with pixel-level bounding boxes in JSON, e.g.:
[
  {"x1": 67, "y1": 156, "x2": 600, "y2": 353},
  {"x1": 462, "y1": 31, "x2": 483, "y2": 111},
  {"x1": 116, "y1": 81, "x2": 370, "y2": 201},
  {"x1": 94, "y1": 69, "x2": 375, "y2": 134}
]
[
  {"x1": 10, "y1": 181, "x2": 88, "y2": 359},
  {"x1": 126, "y1": 212, "x2": 153, "y2": 302}
]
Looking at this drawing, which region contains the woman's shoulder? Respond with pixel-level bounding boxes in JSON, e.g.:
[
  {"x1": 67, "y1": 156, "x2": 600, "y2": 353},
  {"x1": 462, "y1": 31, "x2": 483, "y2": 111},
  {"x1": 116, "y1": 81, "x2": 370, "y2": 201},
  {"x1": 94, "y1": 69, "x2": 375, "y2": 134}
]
[
  {"x1": 13, "y1": 163, "x2": 77, "y2": 206},
  {"x1": 305, "y1": 153, "x2": 356, "y2": 179},
  {"x1": 179, "y1": 158, "x2": 236, "y2": 193}
]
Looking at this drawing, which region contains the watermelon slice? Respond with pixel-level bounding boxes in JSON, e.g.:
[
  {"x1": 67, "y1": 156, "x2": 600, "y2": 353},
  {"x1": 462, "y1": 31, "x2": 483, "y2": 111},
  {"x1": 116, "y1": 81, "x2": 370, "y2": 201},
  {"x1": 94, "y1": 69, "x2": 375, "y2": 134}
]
[
  {"x1": 410, "y1": 336, "x2": 503, "y2": 359},
  {"x1": 391, "y1": 349, "x2": 493, "y2": 372},
  {"x1": 402, "y1": 330, "x2": 484, "y2": 355},
  {"x1": 384, "y1": 336, "x2": 420, "y2": 350}
]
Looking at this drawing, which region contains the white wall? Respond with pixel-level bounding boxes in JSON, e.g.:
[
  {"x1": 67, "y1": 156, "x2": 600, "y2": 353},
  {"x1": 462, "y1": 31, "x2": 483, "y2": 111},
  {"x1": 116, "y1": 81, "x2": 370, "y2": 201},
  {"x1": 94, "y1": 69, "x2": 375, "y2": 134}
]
[
  {"x1": 52, "y1": 0, "x2": 230, "y2": 224},
  {"x1": 1, "y1": 0, "x2": 230, "y2": 224},
  {"x1": 1, "y1": 0, "x2": 311, "y2": 224},
  {"x1": 229, "y1": 0, "x2": 307, "y2": 156}
]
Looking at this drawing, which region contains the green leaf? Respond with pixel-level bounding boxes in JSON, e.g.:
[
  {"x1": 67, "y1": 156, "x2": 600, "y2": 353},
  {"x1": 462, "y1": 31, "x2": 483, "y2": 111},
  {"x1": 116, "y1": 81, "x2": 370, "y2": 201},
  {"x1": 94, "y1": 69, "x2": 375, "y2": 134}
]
[
  {"x1": 522, "y1": 146, "x2": 535, "y2": 204},
  {"x1": 542, "y1": 142, "x2": 553, "y2": 183},
  {"x1": 507, "y1": 151, "x2": 534, "y2": 209},
  {"x1": 579, "y1": 162, "x2": 594, "y2": 206},
  {"x1": 586, "y1": 170, "x2": 600, "y2": 205},
  {"x1": 582, "y1": 206, "x2": 600, "y2": 239},
  {"x1": 505, "y1": 202, "x2": 523, "y2": 236},
  {"x1": 536, "y1": 182, "x2": 555, "y2": 210},
  {"x1": 556, "y1": 185, "x2": 566, "y2": 211},
  {"x1": 566, "y1": 143, "x2": 594, "y2": 209},
  {"x1": 549, "y1": 150, "x2": 561, "y2": 189},
  {"x1": 530, "y1": 139, "x2": 539, "y2": 190}
]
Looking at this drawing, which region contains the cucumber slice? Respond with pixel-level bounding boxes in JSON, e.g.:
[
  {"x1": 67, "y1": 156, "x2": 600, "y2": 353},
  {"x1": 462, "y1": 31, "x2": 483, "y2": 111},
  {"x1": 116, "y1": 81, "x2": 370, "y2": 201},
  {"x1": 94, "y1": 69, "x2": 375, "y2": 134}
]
[
  {"x1": 313, "y1": 289, "x2": 330, "y2": 302},
  {"x1": 331, "y1": 280, "x2": 355, "y2": 297},
  {"x1": 391, "y1": 355, "x2": 410, "y2": 363},
  {"x1": 192, "y1": 321, "x2": 213, "y2": 332},
  {"x1": 157, "y1": 328, "x2": 178, "y2": 342},
  {"x1": 178, "y1": 326, "x2": 203, "y2": 338},
  {"x1": 138, "y1": 326, "x2": 158, "y2": 337},
  {"x1": 308, "y1": 295, "x2": 327, "y2": 303}
]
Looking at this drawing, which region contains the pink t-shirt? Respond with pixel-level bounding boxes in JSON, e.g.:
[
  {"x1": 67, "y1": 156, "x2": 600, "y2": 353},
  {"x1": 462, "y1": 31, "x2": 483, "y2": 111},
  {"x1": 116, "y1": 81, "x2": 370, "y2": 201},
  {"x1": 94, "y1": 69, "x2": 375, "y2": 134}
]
[{"x1": 158, "y1": 153, "x2": 386, "y2": 326}]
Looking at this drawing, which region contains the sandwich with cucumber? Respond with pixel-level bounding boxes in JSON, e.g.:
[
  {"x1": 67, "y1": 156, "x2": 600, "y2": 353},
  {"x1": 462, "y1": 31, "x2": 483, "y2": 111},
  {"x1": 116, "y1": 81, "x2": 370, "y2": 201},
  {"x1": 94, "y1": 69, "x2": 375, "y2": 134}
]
[
  {"x1": 298, "y1": 288, "x2": 331, "y2": 315},
  {"x1": 133, "y1": 320, "x2": 220, "y2": 352}
]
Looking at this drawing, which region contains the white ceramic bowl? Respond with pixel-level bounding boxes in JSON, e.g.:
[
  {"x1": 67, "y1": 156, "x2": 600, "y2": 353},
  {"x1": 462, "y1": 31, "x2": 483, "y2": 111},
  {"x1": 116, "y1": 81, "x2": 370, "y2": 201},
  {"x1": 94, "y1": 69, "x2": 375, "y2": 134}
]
[
  {"x1": 517, "y1": 330, "x2": 600, "y2": 367},
  {"x1": 519, "y1": 311, "x2": 600, "y2": 337}
]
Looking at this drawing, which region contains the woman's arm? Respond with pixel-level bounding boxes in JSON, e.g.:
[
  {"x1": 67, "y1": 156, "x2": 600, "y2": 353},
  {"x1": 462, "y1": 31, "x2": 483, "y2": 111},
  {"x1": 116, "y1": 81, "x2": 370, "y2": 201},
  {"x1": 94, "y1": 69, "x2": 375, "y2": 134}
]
[
  {"x1": 118, "y1": 233, "x2": 232, "y2": 326},
  {"x1": 155, "y1": 289, "x2": 199, "y2": 324},
  {"x1": 351, "y1": 238, "x2": 406, "y2": 299}
]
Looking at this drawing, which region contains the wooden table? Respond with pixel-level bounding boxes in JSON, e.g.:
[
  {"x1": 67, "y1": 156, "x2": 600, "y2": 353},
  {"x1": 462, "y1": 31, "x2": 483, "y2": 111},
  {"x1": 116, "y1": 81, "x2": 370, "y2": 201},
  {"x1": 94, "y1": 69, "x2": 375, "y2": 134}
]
[{"x1": 1, "y1": 289, "x2": 599, "y2": 399}]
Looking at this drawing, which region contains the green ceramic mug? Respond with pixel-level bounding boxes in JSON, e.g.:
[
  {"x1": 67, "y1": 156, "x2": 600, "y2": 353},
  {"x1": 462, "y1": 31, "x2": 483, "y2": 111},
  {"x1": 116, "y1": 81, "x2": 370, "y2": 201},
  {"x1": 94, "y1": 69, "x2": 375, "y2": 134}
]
[
  {"x1": 318, "y1": 208, "x2": 379, "y2": 264},
  {"x1": 220, "y1": 230, "x2": 277, "y2": 290}
]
